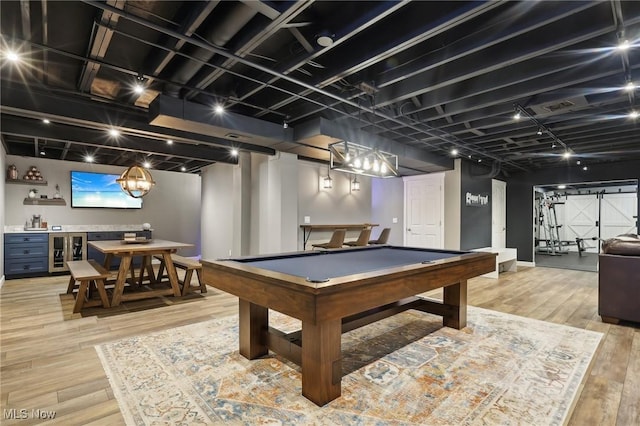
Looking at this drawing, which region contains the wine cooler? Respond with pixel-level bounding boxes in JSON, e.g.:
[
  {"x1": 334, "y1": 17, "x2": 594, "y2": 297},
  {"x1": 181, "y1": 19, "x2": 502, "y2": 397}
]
[{"x1": 48, "y1": 233, "x2": 87, "y2": 273}]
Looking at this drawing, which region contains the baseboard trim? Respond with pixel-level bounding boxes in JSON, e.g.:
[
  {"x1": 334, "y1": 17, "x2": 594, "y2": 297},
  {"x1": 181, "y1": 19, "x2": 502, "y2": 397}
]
[{"x1": 517, "y1": 261, "x2": 535, "y2": 268}]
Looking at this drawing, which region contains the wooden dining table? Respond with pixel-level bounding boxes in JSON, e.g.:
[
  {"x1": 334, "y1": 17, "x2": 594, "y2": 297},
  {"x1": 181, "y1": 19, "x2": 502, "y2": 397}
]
[{"x1": 87, "y1": 239, "x2": 193, "y2": 306}]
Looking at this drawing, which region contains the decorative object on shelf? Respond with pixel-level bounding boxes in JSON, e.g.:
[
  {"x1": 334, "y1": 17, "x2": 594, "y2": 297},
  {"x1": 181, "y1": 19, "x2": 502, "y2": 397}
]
[
  {"x1": 329, "y1": 140, "x2": 398, "y2": 178},
  {"x1": 7, "y1": 164, "x2": 18, "y2": 180},
  {"x1": 116, "y1": 164, "x2": 155, "y2": 198},
  {"x1": 23, "y1": 166, "x2": 45, "y2": 181},
  {"x1": 142, "y1": 222, "x2": 151, "y2": 230},
  {"x1": 53, "y1": 184, "x2": 62, "y2": 199},
  {"x1": 28, "y1": 188, "x2": 38, "y2": 199}
]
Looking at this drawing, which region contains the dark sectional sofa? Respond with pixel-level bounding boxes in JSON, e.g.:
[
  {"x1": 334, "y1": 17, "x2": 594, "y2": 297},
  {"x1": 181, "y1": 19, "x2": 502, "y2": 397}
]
[{"x1": 598, "y1": 234, "x2": 640, "y2": 324}]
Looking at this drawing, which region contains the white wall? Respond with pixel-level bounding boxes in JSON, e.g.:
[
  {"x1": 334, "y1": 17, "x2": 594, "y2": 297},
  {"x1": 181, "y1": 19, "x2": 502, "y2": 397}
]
[
  {"x1": 200, "y1": 162, "x2": 238, "y2": 260},
  {"x1": 371, "y1": 177, "x2": 404, "y2": 245},
  {"x1": 444, "y1": 159, "x2": 461, "y2": 250},
  {"x1": 4, "y1": 155, "x2": 201, "y2": 257},
  {"x1": 297, "y1": 161, "x2": 373, "y2": 248}
]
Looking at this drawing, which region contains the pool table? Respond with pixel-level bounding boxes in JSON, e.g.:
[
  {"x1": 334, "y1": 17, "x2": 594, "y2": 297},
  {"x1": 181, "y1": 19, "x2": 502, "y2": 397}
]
[{"x1": 201, "y1": 245, "x2": 495, "y2": 406}]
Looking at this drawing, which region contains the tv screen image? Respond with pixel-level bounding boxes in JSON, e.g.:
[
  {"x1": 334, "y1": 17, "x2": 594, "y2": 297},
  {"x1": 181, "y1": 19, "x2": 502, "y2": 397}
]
[{"x1": 70, "y1": 171, "x2": 143, "y2": 209}]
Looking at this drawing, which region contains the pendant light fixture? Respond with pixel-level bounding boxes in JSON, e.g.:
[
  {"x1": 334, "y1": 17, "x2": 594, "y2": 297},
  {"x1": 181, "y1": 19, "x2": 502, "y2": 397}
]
[{"x1": 116, "y1": 165, "x2": 155, "y2": 198}]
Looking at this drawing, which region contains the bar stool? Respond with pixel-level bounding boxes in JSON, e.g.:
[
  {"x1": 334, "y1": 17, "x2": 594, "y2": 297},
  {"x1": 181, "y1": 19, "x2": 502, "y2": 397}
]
[
  {"x1": 312, "y1": 229, "x2": 347, "y2": 249},
  {"x1": 343, "y1": 228, "x2": 372, "y2": 247}
]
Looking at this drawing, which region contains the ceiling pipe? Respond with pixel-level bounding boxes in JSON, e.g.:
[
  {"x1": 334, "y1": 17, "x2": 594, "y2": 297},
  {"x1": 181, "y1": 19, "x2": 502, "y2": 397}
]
[
  {"x1": 82, "y1": 0, "x2": 526, "y2": 171},
  {"x1": 165, "y1": 2, "x2": 257, "y2": 97}
]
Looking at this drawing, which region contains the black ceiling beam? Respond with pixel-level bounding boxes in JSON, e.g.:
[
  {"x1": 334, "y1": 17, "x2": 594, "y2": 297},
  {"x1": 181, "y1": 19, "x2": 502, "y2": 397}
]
[
  {"x1": 81, "y1": 0, "x2": 508, "y2": 170},
  {"x1": 246, "y1": 1, "x2": 411, "y2": 117},
  {"x1": 1, "y1": 115, "x2": 237, "y2": 164},
  {"x1": 253, "y1": 1, "x2": 500, "y2": 119},
  {"x1": 0, "y1": 81, "x2": 276, "y2": 155}
]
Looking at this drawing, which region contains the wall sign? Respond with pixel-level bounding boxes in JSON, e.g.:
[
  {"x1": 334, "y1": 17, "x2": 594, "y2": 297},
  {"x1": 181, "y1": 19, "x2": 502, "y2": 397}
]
[{"x1": 465, "y1": 192, "x2": 490, "y2": 207}]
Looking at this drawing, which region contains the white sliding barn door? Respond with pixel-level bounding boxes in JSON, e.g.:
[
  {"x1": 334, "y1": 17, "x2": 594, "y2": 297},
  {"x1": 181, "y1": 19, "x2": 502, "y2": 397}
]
[
  {"x1": 564, "y1": 194, "x2": 599, "y2": 252},
  {"x1": 403, "y1": 174, "x2": 444, "y2": 248},
  {"x1": 600, "y1": 192, "x2": 638, "y2": 240}
]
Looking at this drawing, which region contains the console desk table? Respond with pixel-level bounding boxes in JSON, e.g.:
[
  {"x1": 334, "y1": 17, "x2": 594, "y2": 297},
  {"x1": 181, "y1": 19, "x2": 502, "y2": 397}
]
[{"x1": 300, "y1": 223, "x2": 378, "y2": 250}]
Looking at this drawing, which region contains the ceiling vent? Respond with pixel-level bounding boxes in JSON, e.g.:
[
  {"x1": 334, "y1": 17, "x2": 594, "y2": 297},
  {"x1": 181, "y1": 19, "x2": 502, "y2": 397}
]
[
  {"x1": 530, "y1": 95, "x2": 589, "y2": 116},
  {"x1": 225, "y1": 133, "x2": 251, "y2": 140}
]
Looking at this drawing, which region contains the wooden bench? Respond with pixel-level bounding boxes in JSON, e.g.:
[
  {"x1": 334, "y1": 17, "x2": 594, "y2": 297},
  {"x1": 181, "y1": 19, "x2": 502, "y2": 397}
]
[
  {"x1": 66, "y1": 259, "x2": 111, "y2": 313},
  {"x1": 154, "y1": 254, "x2": 206, "y2": 296}
]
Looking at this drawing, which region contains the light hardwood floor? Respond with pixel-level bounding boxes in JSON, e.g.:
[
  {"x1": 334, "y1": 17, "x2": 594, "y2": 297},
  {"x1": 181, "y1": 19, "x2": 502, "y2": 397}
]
[{"x1": 0, "y1": 266, "x2": 638, "y2": 425}]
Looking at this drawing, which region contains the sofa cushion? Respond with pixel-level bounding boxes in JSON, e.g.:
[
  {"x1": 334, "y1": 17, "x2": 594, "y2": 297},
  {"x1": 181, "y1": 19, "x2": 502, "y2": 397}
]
[{"x1": 601, "y1": 234, "x2": 640, "y2": 255}]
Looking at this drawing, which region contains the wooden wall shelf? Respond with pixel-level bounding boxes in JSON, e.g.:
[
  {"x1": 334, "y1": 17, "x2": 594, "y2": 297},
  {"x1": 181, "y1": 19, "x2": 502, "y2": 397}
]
[
  {"x1": 6, "y1": 179, "x2": 48, "y2": 186},
  {"x1": 23, "y1": 198, "x2": 66, "y2": 206}
]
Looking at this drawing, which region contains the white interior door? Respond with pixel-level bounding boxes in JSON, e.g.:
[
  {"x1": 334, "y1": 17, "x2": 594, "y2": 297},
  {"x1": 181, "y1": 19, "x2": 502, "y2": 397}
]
[
  {"x1": 492, "y1": 179, "x2": 506, "y2": 248},
  {"x1": 404, "y1": 174, "x2": 444, "y2": 248},
  {"x1": 600, "y1": 192, "x2": 638, "y2": 240},
  {"x1": 564, "y1": 194, "x2": 599, "y2": 252}
]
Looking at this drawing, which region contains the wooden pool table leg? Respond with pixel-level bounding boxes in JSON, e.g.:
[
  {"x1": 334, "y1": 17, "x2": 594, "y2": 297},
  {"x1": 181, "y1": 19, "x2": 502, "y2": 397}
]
[
  {"x1": 302, "y1": 319, "x2": 342, "y2": 406},
  {"x1": 239, "y1": 299, "x2": 269, "y2": 359},
  {"x1": 443, "y1": 280, "x2": 467, "y2": 329}
]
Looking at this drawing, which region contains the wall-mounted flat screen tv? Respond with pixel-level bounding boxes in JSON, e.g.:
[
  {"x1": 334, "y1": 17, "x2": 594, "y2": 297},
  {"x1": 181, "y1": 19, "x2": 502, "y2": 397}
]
[{"x1": 70, "y1": 171, "x2": 143, "y2": 209}]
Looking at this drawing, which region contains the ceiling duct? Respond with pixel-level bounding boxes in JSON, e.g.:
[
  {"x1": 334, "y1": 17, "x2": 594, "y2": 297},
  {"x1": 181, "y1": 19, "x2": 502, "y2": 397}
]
[
  {"x1": 529, "y1": 95, "x2": 589, "y2": 116},
  {"x1": 165, "y1": 2, "x2": 257, "y2": 97},
  {"x1": 149, "y1": 94, "x2": 287, "y2": 148}
]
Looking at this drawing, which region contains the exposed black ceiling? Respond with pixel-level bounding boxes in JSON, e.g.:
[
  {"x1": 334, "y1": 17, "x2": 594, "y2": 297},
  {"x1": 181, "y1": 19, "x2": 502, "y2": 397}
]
[{"x1": 1, "y1": 0, "x2": 639, "y2": 176}]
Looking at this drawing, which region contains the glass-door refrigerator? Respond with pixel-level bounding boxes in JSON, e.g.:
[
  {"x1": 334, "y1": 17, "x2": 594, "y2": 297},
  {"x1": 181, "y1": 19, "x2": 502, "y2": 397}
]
[{"x1": 49, "y1": 233, "x2": 87, "y2": 272}]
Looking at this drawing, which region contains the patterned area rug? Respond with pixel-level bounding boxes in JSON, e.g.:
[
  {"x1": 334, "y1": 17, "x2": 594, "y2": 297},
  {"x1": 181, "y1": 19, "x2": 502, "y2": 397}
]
[{"x1": 95, "y1": 306, "x2": 602, "y2": 425}]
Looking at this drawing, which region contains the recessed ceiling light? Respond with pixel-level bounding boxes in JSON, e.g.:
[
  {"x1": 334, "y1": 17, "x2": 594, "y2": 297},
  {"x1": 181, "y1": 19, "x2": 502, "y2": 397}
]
[
  {"x1": 133, "y1": 83, "x2": 144, "y2": 95},
  {"x1": 624, "y1": 81, "x2": 636, "y2": 91},
  {"x1": 42, "y1": 118, "x2": 50, "y2": 124},
  {"x1": 85, "y1": 155, "x2": 94, "y2": 163},
  {"x1": 582, "y1": 166, "x2": 588, "y2": 171},
  {"x1": 563, "y1": 151, "x2": 571, "y2": 158},
  {"x1": 143, "y1": 161, "x2": 151, "y2": 168},
  {"x1": 230, "y1": 148, "x2": 239, "y2": 156},
  {"x1": 617, "y1": 39, "x2": 630, "y2": 50},
  {"x1": 181, "y1": 166, "x2": 186, "y2": 172},
  {"x1": 6, "y1": 50, "x2": 19, "y2": 62},
  {"x1": 450, "y1": 148, "x2": 458, "y2": 156},
  {"x1": 576, "y1": 160, "x2": 581, "y2": 165},
  {"x1": 630, "y1": 110, "x2": 639, "y2": 119},
  {"x1": 513, "y1": 111, "x2": 521, "y2": 120},
  {"x1": 109, "y1": 128, "x2": 120, "y2": 137},
  {"x1": 167, "y1": 139, "x2": 173, "y2": 145},
  {"x1": 214, "y1": 104, "x2": 224, "y2": 114},
  {"x1": 558, "y1": 185, "x2": 566, "y2": 189}
]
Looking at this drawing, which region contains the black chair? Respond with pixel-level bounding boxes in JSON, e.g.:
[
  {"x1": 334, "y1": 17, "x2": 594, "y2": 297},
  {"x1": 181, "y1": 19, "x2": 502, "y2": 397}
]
[{"x1": 369, "y1": 228, "x2": 391, "y2": 245}]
